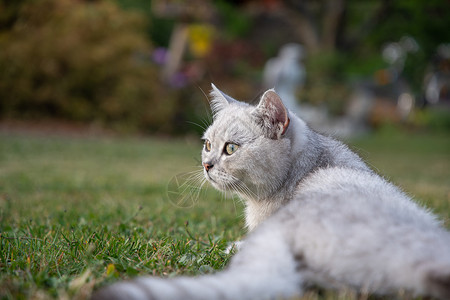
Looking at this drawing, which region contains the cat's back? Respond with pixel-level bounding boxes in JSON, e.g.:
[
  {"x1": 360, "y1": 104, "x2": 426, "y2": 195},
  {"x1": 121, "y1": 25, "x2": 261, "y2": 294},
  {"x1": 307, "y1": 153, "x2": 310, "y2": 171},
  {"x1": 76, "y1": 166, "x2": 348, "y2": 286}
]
[
  {"x1": 271, "y1": 166, "x2": 450, "y2": 293},
  {"x1": 291, "y1": 166, "x2": 440, "y2": 231}
]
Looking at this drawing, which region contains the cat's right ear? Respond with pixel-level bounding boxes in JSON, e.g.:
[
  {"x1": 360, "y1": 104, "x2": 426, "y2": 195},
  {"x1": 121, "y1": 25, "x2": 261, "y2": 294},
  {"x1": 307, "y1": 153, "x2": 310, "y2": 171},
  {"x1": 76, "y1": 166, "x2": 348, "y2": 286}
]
[
  {"x1": 209, "y1": 83, "x2": 238, "y2": 116},
  {"x1": 254, "y1": 89, "x2": 290, "y2": 139}
]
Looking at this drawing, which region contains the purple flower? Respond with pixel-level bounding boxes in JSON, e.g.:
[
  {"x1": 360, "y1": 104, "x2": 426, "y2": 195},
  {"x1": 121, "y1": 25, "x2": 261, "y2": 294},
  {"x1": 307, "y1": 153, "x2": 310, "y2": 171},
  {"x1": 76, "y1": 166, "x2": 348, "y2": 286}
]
[{"x1": 152, "y1": 47, "x2": 168, "y2": 65}]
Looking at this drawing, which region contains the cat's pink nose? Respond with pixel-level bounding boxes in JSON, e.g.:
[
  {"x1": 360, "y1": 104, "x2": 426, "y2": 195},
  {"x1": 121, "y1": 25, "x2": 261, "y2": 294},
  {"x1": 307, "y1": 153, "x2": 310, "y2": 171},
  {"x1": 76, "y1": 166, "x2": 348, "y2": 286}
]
[{"x1": 203, "y1": 162, "x2": 213, "y2": 172}]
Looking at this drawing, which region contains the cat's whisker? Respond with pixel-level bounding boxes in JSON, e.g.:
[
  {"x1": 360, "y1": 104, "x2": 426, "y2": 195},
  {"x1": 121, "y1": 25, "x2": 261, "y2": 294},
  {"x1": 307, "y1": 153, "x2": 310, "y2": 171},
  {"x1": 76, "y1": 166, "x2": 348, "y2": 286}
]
[
  {"x1": 179, "y1": 173, "x2": 203, "y2": 190},
  {"x1": 230, "y1": 193, "x2": 240, "y2": 214},
  {"x1": 167, "y1": 168, "x2": 207, "y2": 208},
  {"x1": 194, "y1": 178, "x2": 208, "y2": 201},
  {"x1": 198, "y1": 86, "x2": 214, "y2": 124},
  {"x1": 239, "y1": 182, "x2": 257, "y2": 200},
  {"x1": 231, "y1": 182, "x2": 251, "y2": 201},
  {"x1": 221, "y1": 186, "x2": 233, "y2": 202},
  {"x1": 200, "y1": 116, "x2": 212, "y2": 131},
  {"x1": 186, "y1": 121, "x2": 208, "y2": 131},
  {"x1": 227, "y1": 175, "x2": 257, "y2": 201},
  {"x1": 226, "y1": 181, "x2": 249, "y2": 205}
]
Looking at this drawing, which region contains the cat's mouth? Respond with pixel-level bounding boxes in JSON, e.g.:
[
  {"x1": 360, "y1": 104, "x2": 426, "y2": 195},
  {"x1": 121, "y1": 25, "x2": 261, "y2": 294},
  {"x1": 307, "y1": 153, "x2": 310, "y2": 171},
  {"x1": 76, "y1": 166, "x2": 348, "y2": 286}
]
[
  {"x1": 205, "y1": 173, "x2": 216, "y2": 183},
  {"x1": 204, "y1": 171, "x2": 217, "y2": 183},
  {"x1": 205, "y1": 173, "x2": 242, "y2": 194},
  {"x1": 204, "y1": 172, "x2": 227, "y2": 191}
]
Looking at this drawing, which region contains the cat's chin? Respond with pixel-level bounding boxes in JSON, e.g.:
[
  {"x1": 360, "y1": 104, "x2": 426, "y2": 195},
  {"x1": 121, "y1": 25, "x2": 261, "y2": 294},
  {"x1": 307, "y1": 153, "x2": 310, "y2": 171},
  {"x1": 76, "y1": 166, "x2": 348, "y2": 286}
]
[
  {"x1": 204, "y1": 175, "x2": 228, "y2": 192},
  {"x1": 206, "y1": 178, "x2": 226, "y2": 191}
]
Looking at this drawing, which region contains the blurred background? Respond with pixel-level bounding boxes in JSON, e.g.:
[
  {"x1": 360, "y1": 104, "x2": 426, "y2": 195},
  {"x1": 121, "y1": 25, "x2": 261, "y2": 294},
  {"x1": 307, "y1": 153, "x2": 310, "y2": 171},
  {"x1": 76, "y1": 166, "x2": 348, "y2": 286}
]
[{"x1": 0, "y1": 0, "x2": 449, "y2": 137}]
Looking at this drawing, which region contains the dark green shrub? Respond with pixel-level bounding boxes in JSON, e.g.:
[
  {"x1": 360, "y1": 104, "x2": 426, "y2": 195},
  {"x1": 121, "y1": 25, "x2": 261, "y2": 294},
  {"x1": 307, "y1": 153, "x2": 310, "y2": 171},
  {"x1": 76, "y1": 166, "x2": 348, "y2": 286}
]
[{"x1": 0, "y1": 0, "x2": 172, "y2": 132}]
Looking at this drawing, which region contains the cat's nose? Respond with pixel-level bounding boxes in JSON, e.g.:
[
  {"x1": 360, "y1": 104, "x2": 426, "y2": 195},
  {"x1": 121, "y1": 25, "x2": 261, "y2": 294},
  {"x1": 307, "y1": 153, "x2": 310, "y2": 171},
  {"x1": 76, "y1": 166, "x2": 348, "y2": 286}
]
[{"x1": 203, "y1": 162, "x2": 214, "y2": 172}]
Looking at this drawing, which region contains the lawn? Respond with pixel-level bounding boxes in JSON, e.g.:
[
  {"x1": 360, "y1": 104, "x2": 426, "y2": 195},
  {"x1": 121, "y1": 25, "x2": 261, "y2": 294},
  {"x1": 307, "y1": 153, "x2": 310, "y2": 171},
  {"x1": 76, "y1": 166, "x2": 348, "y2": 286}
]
[{"x1": 0, "y1": 128, "x2": 449, "y2": 299}]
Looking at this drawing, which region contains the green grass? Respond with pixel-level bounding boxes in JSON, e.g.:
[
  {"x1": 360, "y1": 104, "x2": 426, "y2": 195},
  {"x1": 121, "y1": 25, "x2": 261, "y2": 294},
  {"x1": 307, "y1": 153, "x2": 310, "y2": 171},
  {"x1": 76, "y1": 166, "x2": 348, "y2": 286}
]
[{"x1": 0, "y1": 129, "x2": 449, "y2": 299}]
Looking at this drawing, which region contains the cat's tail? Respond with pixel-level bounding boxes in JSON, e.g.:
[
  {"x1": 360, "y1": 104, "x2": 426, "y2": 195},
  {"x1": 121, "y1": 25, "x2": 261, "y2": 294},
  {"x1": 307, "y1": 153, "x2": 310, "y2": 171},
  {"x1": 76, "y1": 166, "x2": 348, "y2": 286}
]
[
  {"x1": 91, "y1": 270, "x2": 298, "y2": 300},
  {"x1": 91, "y1": 230, "x2": 303, "y2": 300}
]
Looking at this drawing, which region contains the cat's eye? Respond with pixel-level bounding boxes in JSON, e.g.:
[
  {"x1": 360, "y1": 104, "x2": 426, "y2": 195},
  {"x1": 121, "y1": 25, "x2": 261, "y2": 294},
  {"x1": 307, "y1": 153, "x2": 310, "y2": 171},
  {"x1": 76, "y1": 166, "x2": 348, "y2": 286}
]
[
  {"x1": 225, "y1": 143, "x2": 239, "y2": 155},
  {"x1": 204, "y1": 140, "x2": 211, "y2": 152}
]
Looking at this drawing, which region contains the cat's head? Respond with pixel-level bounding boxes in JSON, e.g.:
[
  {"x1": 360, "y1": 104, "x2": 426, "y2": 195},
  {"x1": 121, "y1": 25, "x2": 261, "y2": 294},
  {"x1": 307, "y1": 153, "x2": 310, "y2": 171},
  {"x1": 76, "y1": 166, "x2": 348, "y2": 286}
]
[{"x1": 201, "y1": 84, "x2": 292, "y2": 199}]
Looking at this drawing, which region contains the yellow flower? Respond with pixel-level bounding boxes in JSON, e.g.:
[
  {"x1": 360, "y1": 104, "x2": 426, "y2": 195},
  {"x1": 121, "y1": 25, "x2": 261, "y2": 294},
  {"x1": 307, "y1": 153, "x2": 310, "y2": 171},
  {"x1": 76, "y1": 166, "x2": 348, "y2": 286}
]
[
  {"x1": 106, "y1": 263, "x2": 116, "y2": 276},
  {"x1": 188, "y1": 24, "x2": 214, "y2": 58}
]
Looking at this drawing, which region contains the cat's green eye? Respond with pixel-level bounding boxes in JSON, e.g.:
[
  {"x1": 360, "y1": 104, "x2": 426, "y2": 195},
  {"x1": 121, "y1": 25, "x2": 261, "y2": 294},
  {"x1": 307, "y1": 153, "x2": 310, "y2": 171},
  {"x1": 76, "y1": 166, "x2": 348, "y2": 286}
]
[
  {"x1": 225, "y1": 143, "x2": 239, "y2": 155},
  {"x1": 204, "y1": 140, "x2": 211, "y2": 152}
]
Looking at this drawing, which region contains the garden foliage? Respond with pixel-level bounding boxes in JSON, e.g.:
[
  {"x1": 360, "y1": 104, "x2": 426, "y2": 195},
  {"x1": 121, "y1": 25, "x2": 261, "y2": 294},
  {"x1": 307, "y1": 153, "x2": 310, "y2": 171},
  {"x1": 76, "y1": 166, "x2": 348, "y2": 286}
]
[{"x1": 0, "y1": 0, "x2": 173, "y2": 131}]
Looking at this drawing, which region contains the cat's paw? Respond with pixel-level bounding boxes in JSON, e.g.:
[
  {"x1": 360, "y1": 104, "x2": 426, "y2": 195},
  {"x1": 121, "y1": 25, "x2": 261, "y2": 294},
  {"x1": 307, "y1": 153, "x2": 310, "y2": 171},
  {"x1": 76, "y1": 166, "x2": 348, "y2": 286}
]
[{"x1": 225, "y1": 240, "x2": 244, "y2": 254}]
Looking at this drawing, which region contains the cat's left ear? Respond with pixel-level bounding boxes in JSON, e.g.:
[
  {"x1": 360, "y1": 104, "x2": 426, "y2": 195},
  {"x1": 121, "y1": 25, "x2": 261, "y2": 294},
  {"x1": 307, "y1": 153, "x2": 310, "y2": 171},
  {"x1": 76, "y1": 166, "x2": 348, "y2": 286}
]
[
  {"x1": 254, "y1": 89, "x2": 290, "y2": 139},
  {"x1": 209, "y1": 83, "x2": 238, "y2": 117}
]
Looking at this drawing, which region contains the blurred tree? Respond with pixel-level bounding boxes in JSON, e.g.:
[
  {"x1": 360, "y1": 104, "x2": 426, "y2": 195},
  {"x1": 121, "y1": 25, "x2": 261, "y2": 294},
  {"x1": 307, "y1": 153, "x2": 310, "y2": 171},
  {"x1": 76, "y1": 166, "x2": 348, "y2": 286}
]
[
  {"x1": 0, "y1": 0, "x2": 174, "y2": 132},
  {"x1": 365, "y1": 0, "x2": 450, "y2": 92},
  {"x1": 280, "y1": 0, "x2": 450, "y2": 85},
  {"x1": 282, "y1": 0, "x2": 450, "y2": 57},
  {"x1": 276, "y1": 0, "x2": 450, "y2": 105},
  {"x1": 281, "y1": 0, "x2": 347, "y2": 53},
  {"x1": 113, "y1": 0, "x2": 175, "y2": 48}
]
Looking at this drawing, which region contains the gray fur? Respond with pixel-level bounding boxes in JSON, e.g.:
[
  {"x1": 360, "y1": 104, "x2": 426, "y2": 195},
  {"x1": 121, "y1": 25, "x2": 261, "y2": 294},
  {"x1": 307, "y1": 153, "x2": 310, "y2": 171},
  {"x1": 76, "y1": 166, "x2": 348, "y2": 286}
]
[
  {"x1": 202, "y1": 87, "x2": 368, "y2": 230},
  {"x1": 92, "y1": 84, "x2": 450, "y2": 300}
]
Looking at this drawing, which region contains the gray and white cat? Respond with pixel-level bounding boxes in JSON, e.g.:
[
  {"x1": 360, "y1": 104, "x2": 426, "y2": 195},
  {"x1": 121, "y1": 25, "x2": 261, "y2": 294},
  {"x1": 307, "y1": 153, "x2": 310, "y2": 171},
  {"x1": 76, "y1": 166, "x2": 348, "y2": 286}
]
[{"x1": 93, "y1": 84, "x2": 450, "y2": 300}]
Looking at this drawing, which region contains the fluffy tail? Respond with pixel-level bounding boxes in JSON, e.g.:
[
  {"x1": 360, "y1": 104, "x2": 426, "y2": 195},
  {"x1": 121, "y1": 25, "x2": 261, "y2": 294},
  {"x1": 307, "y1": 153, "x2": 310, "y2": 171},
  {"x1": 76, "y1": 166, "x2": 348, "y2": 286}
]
[
  {"x1": 92, "y1": 231, "x2": 303, "y2": 300},
  {"x1": 92, "y1": 271, "x2": 298, "y2": 300}
]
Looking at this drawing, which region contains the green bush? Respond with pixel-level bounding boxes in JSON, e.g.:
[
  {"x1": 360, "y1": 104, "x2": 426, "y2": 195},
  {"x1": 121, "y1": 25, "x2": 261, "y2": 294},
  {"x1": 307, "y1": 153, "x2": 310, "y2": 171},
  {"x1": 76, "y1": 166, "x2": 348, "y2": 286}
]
[{"x1": 0, "y1": 0, "x2": 173, "y2": 132}]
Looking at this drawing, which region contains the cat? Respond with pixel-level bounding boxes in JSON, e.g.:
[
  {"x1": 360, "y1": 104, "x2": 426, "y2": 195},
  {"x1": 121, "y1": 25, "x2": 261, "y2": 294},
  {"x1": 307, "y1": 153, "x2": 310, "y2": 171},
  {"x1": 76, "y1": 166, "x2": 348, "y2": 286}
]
[{"x1": 92, "y1": 84, "x2": 450, "y2": 300}]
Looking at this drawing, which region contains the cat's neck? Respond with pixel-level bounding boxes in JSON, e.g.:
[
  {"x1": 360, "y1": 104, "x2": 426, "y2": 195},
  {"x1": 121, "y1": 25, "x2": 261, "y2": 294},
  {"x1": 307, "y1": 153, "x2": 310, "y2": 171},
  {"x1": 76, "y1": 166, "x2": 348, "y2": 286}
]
[{"x1": 241, "y1": 114, "x2": 370, "y2": 231}]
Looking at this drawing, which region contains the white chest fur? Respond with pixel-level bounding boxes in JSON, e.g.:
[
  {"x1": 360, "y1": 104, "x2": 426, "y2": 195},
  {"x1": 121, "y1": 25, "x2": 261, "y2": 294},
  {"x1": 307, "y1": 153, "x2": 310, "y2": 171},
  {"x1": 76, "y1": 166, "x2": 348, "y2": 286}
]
[{"x1": 245, "y1": 200, "x2": 282, "y2": 231}]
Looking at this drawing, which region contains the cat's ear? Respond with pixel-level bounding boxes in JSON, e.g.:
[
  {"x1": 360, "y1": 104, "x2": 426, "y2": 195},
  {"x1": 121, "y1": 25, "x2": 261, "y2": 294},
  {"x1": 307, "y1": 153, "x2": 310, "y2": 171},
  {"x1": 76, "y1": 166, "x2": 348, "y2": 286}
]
[
  {"x1": 254, "y1": 89, "x2": 290, "y2": 139},
  {"x1": 209, "y1": 83, "x2": 238, "y2": 116}
]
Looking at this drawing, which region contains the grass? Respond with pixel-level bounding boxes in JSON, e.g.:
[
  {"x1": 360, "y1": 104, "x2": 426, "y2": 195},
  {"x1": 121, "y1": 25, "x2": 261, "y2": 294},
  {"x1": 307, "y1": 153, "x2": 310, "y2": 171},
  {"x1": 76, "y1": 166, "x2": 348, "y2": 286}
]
[{"x1": 0, "y1": 128, "x2": 449, "y2": 299}]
